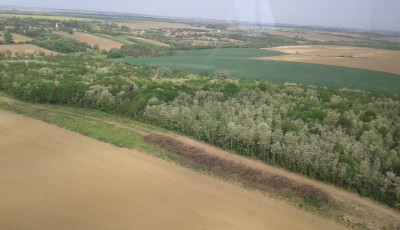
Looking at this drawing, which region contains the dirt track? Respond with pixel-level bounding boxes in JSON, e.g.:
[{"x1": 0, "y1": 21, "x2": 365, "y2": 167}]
[{"x1": 0, "y1": 110, "x2": 347, "y2": 230}]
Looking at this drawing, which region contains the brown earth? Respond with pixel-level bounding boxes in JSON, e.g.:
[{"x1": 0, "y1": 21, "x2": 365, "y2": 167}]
[
  {"x1": 258, "y1": 45, "x2": 400, "y2": 74},
  {"x1": 145, "y1": 134, "x2": 331, "y2": 205},
  {"x1": 54, "y1": 31, "x2": 123, "y2": 51},
  {"x1": 0, "y1": 110, "x2": 348, "y2": 230},
  {"x1": 0, "y1": 44, "x2": 58, "y2": 56}
]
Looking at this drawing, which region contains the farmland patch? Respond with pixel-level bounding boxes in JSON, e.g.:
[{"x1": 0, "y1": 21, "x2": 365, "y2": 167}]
[
  {"x1": 123, "y1": 48, "x2": 400, "y2": 94},
  {"x1": 54, "y1": 32, "x2": 123, "y2": 51},
  {"x1": 0, "y1": 44, "x2": 59, "y2": 56}
]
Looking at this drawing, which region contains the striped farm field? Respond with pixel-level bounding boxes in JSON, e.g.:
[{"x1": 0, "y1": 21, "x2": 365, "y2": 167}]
[
  {"x1": 54, "y1": 32, "x2": 123, "y2": 51},
  {"x1": 92, "y1": 34, "x2": 136, "y2": 45},
  {"x1": 123, "y1": 36, "x2": 170, "y2": 47}
]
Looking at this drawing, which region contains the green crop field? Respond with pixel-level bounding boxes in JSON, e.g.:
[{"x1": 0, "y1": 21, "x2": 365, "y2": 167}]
[
  {"x1": 93, "y1": 34, "x2": 135, "y2": 45},
  {"x1": 123, "y1": 48, "x2": 400, "y2": 94}
]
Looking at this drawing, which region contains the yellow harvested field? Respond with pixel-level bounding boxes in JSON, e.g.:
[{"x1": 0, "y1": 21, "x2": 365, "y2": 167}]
[
  {"x1": 54, "y1": 32, "x2": 123, "y2": 51},
  {"x1": 259, "y1": 45, "x2": 400, "y2": 74},
  {"x1": 0, "y1": 110, "x2": 348, "y2": 230},
  {"x1": 0, "y1": 44, "x2": 58, "y2": 56},
  {"x1": 0, "y1": 33, "x2": 32, "y2": 43},
  {"x1": 11, "y1": 34, "x2": 32, "y2": 43},
  {"x1": 127, "y1": 36, "x2": 170, "y2": 47}
]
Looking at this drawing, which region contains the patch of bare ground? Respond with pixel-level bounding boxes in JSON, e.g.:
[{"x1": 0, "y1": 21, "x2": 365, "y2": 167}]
[
  {"x1": 0, "y1": 44, "x2": 59, "y2": 56},
  {"x1": 0, "y1": 110, "x2": 346, "y2": 230},
  {"x1": 258, "y1": 45, "x2": 400, "y2": 74},
  {"x1": 145, "y1": 133, "x2": 331, "y2": 205},
  {"x1": 54, "y1": 32, "x2": 123, "y2": 51}
]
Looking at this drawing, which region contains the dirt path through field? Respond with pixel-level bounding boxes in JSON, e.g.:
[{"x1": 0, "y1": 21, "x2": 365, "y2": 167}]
[{"x1": 0, "y1": 110, "x2": 348, "y2": 230}]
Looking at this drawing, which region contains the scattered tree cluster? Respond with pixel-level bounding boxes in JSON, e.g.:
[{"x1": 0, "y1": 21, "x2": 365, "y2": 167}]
[
  {"x1": 32, "y1": 34, "x2": 92, "y2": 53},
  {"x1": 107, "y1": 44, "x2": 176, "y2": 58}
]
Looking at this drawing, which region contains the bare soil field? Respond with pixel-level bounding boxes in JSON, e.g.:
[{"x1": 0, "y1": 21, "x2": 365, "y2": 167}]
[
  {"x1": 146, "y1": 134, "x2": 331, "y2": 205},
  {"x1": 258, "y1": 45, "x2": 400, "y2": 74},
  {"x1": 0, "y1": 44, "x2": 58, "y2": 56},
  {"x1": 54, "y1": 31, "x2": 123, "y2": 51},
  {"x1": 0, "y1": 110, "x2": 347, "y2": 230}
]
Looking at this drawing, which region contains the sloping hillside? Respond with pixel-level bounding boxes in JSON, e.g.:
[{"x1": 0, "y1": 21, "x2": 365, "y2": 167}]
[{"x1": 0, "y1": 110, "x2": 347, "y2": 230}]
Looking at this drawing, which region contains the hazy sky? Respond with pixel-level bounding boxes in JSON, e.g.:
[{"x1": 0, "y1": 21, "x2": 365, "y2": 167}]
[{"x1": 2, "y1": 0, "x2": 400, "y2": 31}]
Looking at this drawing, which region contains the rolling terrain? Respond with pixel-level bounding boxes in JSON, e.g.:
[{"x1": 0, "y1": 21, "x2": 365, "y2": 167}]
[
  {"x1": 0, "y1": 109, "x2": 348, "y2": 230},
  {"x1": 1, "y1": 97, "x2": 399, "y2": 230},
  {"x1": 1, "y1": 8, "x2": 399, "y2": 230}
]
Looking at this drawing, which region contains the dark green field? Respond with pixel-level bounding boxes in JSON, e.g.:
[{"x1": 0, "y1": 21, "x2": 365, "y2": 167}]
[{"x1": 123, "y1": 48, "x2": 400, "y2": 94}]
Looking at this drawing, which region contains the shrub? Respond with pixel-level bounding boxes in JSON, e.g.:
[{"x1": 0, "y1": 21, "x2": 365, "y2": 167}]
[{"x1": 282, "y1": 120, "x2": 299, "y2": 134}]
